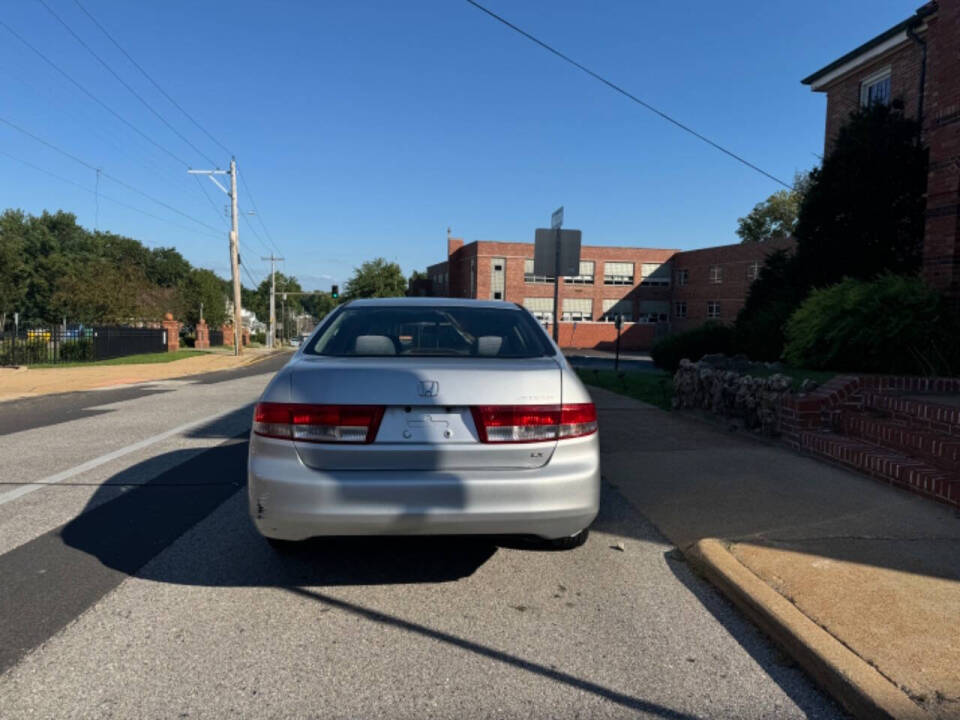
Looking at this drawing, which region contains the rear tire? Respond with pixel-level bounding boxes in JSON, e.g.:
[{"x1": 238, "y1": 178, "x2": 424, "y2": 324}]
[
  {"x1": 265, "y1": 536, "x2": 301, "y2": 553},
  {"x1": 542, "y1": 528, "x2": 589, "y2": 550}
]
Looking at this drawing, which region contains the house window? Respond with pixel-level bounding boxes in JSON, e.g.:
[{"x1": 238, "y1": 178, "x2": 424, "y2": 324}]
[
  {"x1": 523, "y1": 297, "x2": 554, "y2": 324},
  {"x1": 601, "y1": 299, "x2": 632, "y2": 323},
  {"x1": 707, "y1": 301, "x2": 721, "y2": 319},
  {"x1": 564, "y1": 260, "x2": 595, "y2": 284},
  {"x1": 490, "y1": 257, "x2": 506, "y2": 300},
  {"x1": 640, "y1": 262, "x2": 671, "y2": 286},
  {"x1": 709, "y1": 265, "x2": 723, "y2": 284},
  {"x1": 524, "y1": 258, "x2": 553, "y2": 284},
  {"x1": 747, "y1": 261, "x2": 761, "y2": 282},
  {"x1": 561, "y1": 298, "x2": 593, "y2": 322},
  {"x1": 637, "y1": 301, "x2": 670, "y2": 324},
  {"x1": 675, "y1": 301, "x2": 687, "y2": 318},
  {"x1": 860, "y1": 68, "x2": 891, "y2": 107},
  {"x1": 603, "y1": 262, "x2": 634, "y2": 285},
  {"x1": 676, "y1": 269, "x2": 689, "y2": 286}
]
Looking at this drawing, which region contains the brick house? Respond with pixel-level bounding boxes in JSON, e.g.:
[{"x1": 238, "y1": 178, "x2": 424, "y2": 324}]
[
  {"x1": 802, "y1": 0, "x2": 960, "y2": 298},
  {"x1": 421, "y1": 235, "x2": 793, "y2": 350}
]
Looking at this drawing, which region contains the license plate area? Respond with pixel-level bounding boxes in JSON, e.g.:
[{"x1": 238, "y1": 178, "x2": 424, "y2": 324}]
[{"x1": 375, "y1": 407, "x2": 477, "y2": 444}]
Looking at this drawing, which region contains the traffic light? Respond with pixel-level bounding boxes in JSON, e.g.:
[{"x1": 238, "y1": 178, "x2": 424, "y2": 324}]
[{"x1": 331, "y1": 284, "x2": 339, "y2": 299}]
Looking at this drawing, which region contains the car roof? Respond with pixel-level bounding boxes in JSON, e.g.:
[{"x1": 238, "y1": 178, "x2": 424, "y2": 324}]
[{"x1": 345, "y1": 297, "x2": 522, "y2": 310}]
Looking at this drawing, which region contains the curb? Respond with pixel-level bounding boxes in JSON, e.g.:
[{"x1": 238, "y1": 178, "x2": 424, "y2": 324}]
[{"x1": 685, "y1": 538, "x2": 931, "y2": 720}]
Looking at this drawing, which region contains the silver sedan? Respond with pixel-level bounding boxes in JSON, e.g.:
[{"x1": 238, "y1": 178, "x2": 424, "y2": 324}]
[{"x1": 248, "y1": 298, "x2": 600, "y2": 550}]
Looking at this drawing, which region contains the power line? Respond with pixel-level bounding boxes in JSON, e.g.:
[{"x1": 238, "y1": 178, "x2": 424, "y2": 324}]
[
  {"x1": 72, "y1": 0, "x2": 233, "y2": 158},
  {"x1": 0, "y1": 149, "x2": 221, "y2": 242},
  {"x1": 193, "y1": 173, "x2": 228, "y2": 227},
  {"x1": 464, "y1": 0, "x2": 791, "y2": 189},
  {"x1": 237, "y1": 168, "x2": 283, "y2": 254},
  {"x1": 37, "y1": 0, "x2": 219, "y2": 167},
  {"x1": 0, "y1": 17, "x2": 190, "y2": 169},
  {"x1": 0, "y1": 115, "x2": 223, "y2": 234}
]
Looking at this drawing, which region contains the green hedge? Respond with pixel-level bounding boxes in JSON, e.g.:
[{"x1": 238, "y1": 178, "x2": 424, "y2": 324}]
[
  {"x1": 0, "y1": 339, "x2": 49, "y2": 365},
  {"x1": 783, "y1": 274, "x2": 960, "y2": 375},
  {"x1": 59, "y1": 339, "x2": 94, "y2": 362},
  {"x1": 650, "y1": 322, "x2": 736, "y2": 372}
]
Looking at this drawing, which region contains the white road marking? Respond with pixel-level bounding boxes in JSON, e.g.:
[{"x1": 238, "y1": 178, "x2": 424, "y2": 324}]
[{"x1": 0, "y1": 409, "x2": 241, "y2": 507}]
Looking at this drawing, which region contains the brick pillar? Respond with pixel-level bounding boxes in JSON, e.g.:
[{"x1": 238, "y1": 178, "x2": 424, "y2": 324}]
[
  {"x1": 161, "y1": 312, "x2": 180, "y2": 352},
  {"x1": 222, "y1": 323, "x2": 234, "y2": 348},
  {"x1": 242, "y1": 328, "x2": 250, "y2": 346},
  {"x1": 195, "y1": 319, "x2": 210, "y2": 349},
  {"x1": 922, "y1": 1, "x2": 960, "y2": 299}
]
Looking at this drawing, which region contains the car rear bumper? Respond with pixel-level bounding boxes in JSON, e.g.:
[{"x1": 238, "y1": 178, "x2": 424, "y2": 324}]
[{"x1": 247, "y1": 434, "x2": 600, "y2": 540}]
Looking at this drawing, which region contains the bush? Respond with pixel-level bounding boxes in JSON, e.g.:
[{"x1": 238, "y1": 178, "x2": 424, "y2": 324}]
[
  {"x1": 0, "y1": 338, "x2": 49, "y2": 365},
  {"x1": 651, "y1": 322, "x2": 737, "y2": 372},
  {"x1": 783, "y1": 275, "x2": 960, "y2": 375},
  {"x1": 252, "y1": 331, "x2": 266, "y2": 345},
  {"x1": 59, "y1": 339, "x2": 94, "y2": 362}
]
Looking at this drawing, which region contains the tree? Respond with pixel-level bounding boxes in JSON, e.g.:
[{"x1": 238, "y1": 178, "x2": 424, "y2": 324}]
[
  {"x1": 301, "y1": 290, "x2": 336, "y2": 320},
  {"x1": 794, "y1": 103, "x2": 927, "y2": 288},
  {"x1": 0, "y1": 210, "x2": 28, "y2": 330},
  {"x1": 736, "y1": 173, "x2": 810, "y2": 243},
  {"x1": 344, "y1": 258, "x2": 406, "y2": 299},
  {"x1": 145, "y1": 247, "x2": 191, "y2": 287},
  {"x1": 734, "y1": 103, "x2": 928, "y2": 360},
  {"x1": 180, "y1": 268, "x2": 228, "y2": 327},
  {"x1": 51, "y1": 260, "x2": 147, "y2": 324}
]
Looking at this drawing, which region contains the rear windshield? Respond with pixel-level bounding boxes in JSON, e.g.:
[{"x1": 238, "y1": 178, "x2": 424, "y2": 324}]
[{"x1": 305, "y1": 305, "x2": 554, "y2": 358}]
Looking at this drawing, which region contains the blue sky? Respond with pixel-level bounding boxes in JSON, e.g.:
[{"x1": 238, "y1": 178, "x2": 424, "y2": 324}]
[{"x1": 1, "y1": 0, "x2": 918, "y2": 290}]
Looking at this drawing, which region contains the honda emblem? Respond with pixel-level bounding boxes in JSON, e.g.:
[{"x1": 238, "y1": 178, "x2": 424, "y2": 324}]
[{"x1": 417, "y1": 380, "x2": 439, "y2": 397}]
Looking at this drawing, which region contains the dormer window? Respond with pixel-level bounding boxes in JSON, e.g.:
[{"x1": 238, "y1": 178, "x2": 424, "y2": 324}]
[{"x1": 860, "y1": 68, "x2": 891, "y2": 107}]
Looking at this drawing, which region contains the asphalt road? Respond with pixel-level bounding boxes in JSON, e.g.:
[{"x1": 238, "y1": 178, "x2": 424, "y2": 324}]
[{"x1": 0, "y1": 356, "x2": 842, "y2": 719}]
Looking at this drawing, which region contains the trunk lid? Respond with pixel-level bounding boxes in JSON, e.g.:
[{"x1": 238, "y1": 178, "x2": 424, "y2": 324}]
[{"x1": 288, "y1": 355, "x2": 562, "y2": 471}]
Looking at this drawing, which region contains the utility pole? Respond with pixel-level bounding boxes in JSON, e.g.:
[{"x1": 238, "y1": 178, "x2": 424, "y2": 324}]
[
  {"x1": 261, "y1": 254, "x2": 284, "y2": 349},
  {"x1": 188, "y1": 161, "x2": 243, "y2": 356},
  {"x1": 228, "y1": 158, "x2": 242, "y2": 356}
]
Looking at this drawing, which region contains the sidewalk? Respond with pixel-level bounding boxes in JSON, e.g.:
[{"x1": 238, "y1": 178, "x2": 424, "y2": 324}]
[
  {"x1": 589, "y1": 386, "x2": 960, "y2": 720},
  {"x1": 0, "y1": 348, "x2": 284, "y2": 402}
]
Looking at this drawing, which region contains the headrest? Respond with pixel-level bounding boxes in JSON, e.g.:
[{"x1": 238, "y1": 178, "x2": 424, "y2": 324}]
[
  {"x1": 477, "y1": 336, "x2": 503, "y2": 356},
  {"x1": 354, "y1": 335, "x2": 395, "y2": 355}
]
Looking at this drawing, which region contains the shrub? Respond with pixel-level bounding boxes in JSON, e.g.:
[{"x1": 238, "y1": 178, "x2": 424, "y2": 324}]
[
  {"x1": 0, "y1": 338, "x2": 49, "y2": 365},
  {"x1": 59, "y1": 339, "x2": 94, "y2": 362},
  {"x1": 783, "y1": 275, "x2": 960, "y2": 375},
  {"x1": 651, "y1": 322, "x2": 737, "y2": 372}
]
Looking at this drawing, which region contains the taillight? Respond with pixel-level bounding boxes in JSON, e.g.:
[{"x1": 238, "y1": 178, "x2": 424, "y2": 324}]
[
  {"x1": 253, "y1": 403, "x2": 384, "y2": 444},
  {"x1": 471, "y1": 403, "x2": 597, "y2": 443}
]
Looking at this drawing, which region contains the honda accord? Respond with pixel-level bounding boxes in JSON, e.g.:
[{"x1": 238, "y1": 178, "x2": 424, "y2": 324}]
[{"x1": 248, "y1": 298, "x2": 600, "y2": 550}]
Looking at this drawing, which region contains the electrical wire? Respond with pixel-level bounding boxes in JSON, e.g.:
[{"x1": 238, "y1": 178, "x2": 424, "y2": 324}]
[
  {"x1": 37, "y1": 0, "x2": 219, "y2": 167},
  {"x1": 72, "y1": 0, "x2": 233, "y2": 158},
  {"x1": 0, "y1": 115, "x2": 224, "y2": 234},
  {"x1": 237, "y1": 167, "x2": 282, "y2": 255},
  {"x1": 0, "y1": 17, "x2": 190, "y2": 168},
  {"x1": 464, "y1": 0, "x2": 791, "y2": 189},
  {"x1": 193, "y1": 173, "x2": 228, "y2": 228},
  {"x1": 0, "y1": 149, "x2": 222, "y2": 242}
]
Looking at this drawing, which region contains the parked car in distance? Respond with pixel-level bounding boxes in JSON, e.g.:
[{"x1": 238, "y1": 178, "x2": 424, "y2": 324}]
[{"x1": 248, "y1": 298, "x2": 600, "y2": 549}]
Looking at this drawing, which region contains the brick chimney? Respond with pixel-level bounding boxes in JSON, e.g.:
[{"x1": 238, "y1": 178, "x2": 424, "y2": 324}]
[{"x1": 447, "y1": 236, "x2": 464, "y2": 258}]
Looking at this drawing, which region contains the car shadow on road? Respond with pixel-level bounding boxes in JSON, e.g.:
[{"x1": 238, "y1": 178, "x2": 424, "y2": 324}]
[
  {"x1": 54, "y1": 414, "x2": 833, "y2": 719},
  {"x1": 56, "y1": 439, "x2": 707, "y2": 720}
]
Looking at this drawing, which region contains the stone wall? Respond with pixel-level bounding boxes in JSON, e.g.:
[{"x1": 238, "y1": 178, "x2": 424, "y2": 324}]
[{"x1": 672, "y1": 356, "x2": 795, "y2": 435}]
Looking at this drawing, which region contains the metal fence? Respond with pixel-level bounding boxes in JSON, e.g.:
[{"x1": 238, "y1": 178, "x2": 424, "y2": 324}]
[
  {"x1": 0, "y1": 326, "x2": 168, "y2": 366},
  {"x1": 208, "y1": 329, "x2": 224, "y2": 347}
]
